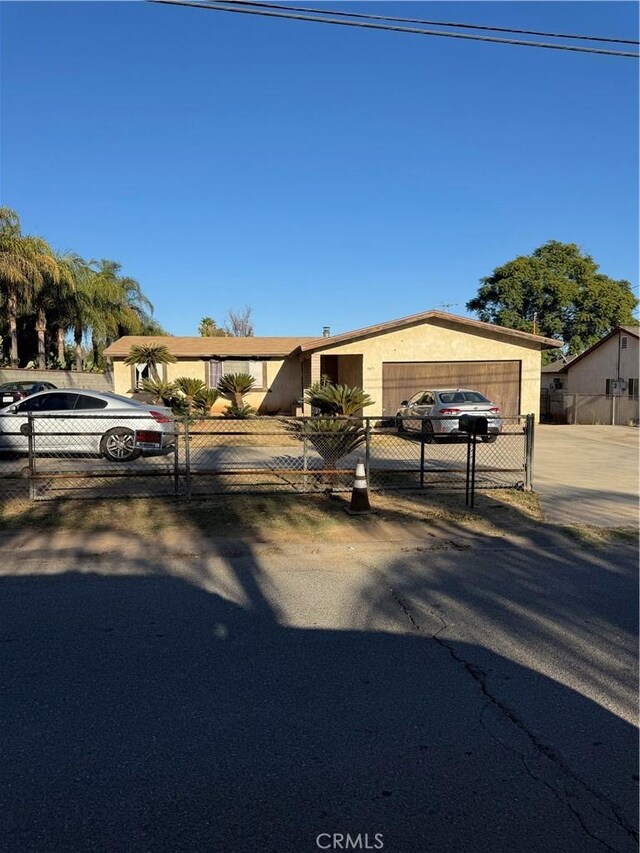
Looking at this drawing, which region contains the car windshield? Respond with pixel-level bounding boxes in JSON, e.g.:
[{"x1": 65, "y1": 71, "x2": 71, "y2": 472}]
[{"x1": 438, "y1": 391, "x2": 489, "y2": 404}]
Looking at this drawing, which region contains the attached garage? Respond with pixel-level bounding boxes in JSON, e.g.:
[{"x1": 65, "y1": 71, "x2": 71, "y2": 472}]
[
  {"x1": 382, "y1": 360, "x2": 521, "y2": 417},
  {"x1": 294, "y1": 310, "x2": 562, "y2": 421}
]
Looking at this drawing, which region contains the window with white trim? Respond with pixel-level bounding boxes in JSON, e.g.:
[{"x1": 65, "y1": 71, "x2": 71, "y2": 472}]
[
  {"x1": 629, "y1": 378, "x2": 639, "y2": 397},
  {"x1": 134, "y1": 363, "x2": 151, "y2": 388},
  {"x1": 209, "y1": 359, "x2": 266, "y2": 389}
]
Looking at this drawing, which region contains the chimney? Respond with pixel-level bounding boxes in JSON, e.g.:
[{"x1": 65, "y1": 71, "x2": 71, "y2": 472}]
[{"x1": 322, "y1": 326, "x2": 331, "y2": 338}]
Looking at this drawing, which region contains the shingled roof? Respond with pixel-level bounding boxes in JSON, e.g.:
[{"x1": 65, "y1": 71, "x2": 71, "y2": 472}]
[
  {"x1": 292, "y1": 310, "x2": 562, "y2": 353},
  {"x1": 103, "y1": 336, "x2": 316, "y2": 359},
  {"x1": 104, "y1": 310, "x2": 563, "y2": 360}
]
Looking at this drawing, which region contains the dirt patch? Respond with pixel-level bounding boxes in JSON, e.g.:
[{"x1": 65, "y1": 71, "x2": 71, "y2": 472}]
[{"x1": 0, "y1": 488, "x2": 541, "y2": 543}]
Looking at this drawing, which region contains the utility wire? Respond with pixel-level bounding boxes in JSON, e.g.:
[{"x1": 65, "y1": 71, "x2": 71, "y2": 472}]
[
  {"x1": 151, "y1": 0, "x2": 640, "y2": 58},
  {"x1": 217, "y1": 0, "x2": 639, "y2": 46}
]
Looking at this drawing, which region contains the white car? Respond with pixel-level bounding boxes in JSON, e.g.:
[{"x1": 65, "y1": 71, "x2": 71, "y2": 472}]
[
  {"x1": 396, "y1": 388, "x2": 503, "y2": 442},
  {"x1": 0, "y1": 389, "x2": 176, "y2": 462}
]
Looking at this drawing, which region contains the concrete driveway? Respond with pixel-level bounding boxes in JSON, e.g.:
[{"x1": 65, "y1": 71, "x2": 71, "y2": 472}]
[{"x1": 534, "y1": 425, "x2": 639, "y2": 527}]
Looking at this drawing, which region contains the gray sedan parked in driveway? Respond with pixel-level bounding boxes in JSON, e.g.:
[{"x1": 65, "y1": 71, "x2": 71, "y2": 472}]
[
  {"x1": 396, "y1": 388, "x2": 503, "y2": 442},
  {"x1": 0, "y1": 389, "x2": 176, "y2": 462}
]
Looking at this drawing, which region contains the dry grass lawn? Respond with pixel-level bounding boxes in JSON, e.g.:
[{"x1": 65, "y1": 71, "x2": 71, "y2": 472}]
[{"x1": 1, "y1": 487, "x2": 633, "y2": 547}]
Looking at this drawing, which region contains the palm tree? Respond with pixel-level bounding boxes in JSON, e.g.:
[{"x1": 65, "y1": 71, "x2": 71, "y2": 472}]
[
  {"x1": 173, "y1": 376, "x2": 207, "y2": 416},
  {"x1": 217, "y1": 372, "x2": 256, "y2": 409},
  {"x1": 88, "y1": 260, "x2": 154, "y2": 368},
  {"x1": 198, "y1": 316, "x2": 228, "y2": 337},
  {"x1": 124, "y1": 343, "x2": 177, "y2": 384},
  {"x1": 284, "y1": 380, "x2": 375, "y2": 469},
  {"x1": 0, "y1": 208, "x2": 48, "y2": 366},
  {"x1": 140, "y1": 378, "x2": 177, "y2": 405}
]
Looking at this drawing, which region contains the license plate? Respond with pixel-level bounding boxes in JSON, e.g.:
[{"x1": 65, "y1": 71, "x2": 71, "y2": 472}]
[
  {"x1": 135, "y1": 429, "x2": 162, "y2": 448},
  {"x1": 2, "y1": 397, "x2": 13, "y2": 403}
]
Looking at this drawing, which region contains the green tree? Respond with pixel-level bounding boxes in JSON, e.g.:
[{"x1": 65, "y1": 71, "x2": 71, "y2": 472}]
[
  {"x1": 467, "y1": 241, "x2": 637, "y2": 359},
  {"x1": 217, "y1": 372, "x2": 256, "y2": 412},
  {"x1": 284, "y1": 380, "x2": 375, "y2": 469},
  {"x1": 198, "y1": 316, "x2": 228, "y2": 337},
  {"x1": 124, "y1": 343, "x2": 177, "y2": 382},
  {"x1": 173, "y1": 376, "x2": 208, "y2": 416},
  {"x1": 0, "y1": 207, "x2": 60, "y2": 367}
]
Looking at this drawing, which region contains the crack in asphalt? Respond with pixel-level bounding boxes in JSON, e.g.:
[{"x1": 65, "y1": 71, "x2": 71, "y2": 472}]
[{"x1": 387, "y1": 585, "x2": 639, "y2": 853}]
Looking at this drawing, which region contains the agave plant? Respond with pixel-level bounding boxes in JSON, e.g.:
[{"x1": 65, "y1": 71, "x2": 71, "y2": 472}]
[{"x1": 217, "y1": 372, "x2": 256, "y2": 409}]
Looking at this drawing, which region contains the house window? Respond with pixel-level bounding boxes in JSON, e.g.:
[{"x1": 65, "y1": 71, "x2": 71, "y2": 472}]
[
  {"x1": 134, "y1": 363, "x2": 151, "y2": 389},
  {"x1": 629, "y1": 378, "x2": 639, "y2": 397},
  {"x1": 209, "y1": 359, "x2": 266, "y2": 390}
]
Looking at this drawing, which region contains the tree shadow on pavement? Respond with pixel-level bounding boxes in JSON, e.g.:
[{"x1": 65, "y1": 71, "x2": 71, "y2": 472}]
[{"x1": 1, "y1": 565, "x2": 637, "y2": 853}]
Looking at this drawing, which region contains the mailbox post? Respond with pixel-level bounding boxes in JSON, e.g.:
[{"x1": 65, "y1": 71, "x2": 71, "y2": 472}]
[{"x1": 459, "y1": 414, "x2": 488, "y2": 507}]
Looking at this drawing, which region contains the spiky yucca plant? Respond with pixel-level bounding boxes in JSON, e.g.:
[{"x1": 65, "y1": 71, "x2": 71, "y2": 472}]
[
  {"x1": 196, "y1": 387, "x2": 220, "y2": 415},
  {"x1": 284, "y1": 380, "x2": 375, "y2": 469},
  {"x1": 305, "y1": 382, "x2": 373, "y2": 416},
  {"x1": 222, "y1": 402, "x2": 256, "y2": 419},
  {"x1": 174, "y1": 376, "x2": 207, "y2": 416},
  {"x1": 217, "y1": 372, "x2": 256, "y2": 409},
  {"x1": 140, "y1": 378, "x2": 177, "y2": 406},
  {"x1": 124, "y1": 343, "x2": 177, "y2": 381}
]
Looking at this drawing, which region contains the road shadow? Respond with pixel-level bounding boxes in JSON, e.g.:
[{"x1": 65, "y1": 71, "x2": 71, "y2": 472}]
[{"x1": 1, "y1": 567, "x2": 637, "y2": 853}]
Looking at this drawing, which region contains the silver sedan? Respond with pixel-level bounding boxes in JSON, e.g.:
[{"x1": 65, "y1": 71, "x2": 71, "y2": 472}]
[
  {"x1": 0, "y1": 389, "x2": 176, "y2": 462},
  {"x1": 396, "y1": 388, "x2": 503, "y2": 442}
]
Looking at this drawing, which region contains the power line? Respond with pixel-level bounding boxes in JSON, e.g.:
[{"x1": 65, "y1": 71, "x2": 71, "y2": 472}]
[
  {"x1": 217, "y1": 1, "x2": 639, "y2": 46},
  {"x1": 151, "y1": 0, "x2": 640, "y2": 58}
]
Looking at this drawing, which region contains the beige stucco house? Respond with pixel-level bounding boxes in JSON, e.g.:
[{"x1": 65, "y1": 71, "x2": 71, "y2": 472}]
[
  {"x1": 103, "y1": 310, "x2": 561, "y2": 419},
  {"x1": 539, "y1": 326, "x2": 639, "y2": 424}
]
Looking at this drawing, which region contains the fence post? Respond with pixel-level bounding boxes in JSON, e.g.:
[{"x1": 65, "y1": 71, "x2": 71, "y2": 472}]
[
  {"x1": 420, "y1": 417, "x2": 426, "y2": 488},
  {"x1": 183, "y1": 415, "x2": 191, "y2": 500},
  {"x1": 524, "y1": 414, "x2": 535, "y2": 492},
  {"x1": 611, "y1": 393, "x2": 617, "y2": 426},
  {"x1": 364, "y1": 417, "x2": 371, "y2": 485},
  {"x1": 173, "y1": 417, "x2": 180, "y2": 497},
  {"x1": 27, "y1": 413, "x2": 36, "y2": 501},
  {"x1": 302, "y1": 417, "x2": 309, "y2": 492}
]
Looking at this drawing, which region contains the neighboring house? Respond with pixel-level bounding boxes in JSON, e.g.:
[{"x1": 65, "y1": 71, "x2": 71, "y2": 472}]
[
  {"x1": 103, "y1": 310, "x2": 561, "y2": 419},
  {"x1": 540, "y1": 355, "x2": 576, "y2": 393},
  {"x1": 540, "y1": 326, "x2": 639, "y2": 424}
]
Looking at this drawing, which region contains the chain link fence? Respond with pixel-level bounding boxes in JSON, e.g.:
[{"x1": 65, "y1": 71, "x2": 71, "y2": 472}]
[{"x1": 0, "y1": 413, "x2": 533, "y2": 502}]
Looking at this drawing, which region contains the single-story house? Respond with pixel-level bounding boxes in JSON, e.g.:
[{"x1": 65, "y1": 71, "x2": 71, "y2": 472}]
[
  {"x1": 554, "y1": 326, "x2": 639, "y2": 397},
  {"x1": 103, "y1": 309, "x2": 561, "y2": 420},
  {"x1": 539, "y1": 326, "x2": 639, "y2": 424}
]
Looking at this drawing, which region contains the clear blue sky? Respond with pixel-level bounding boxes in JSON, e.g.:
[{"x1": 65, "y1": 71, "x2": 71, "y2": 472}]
[{"x1": 1, "y1": 1, "x2": 638, "y2": 336}]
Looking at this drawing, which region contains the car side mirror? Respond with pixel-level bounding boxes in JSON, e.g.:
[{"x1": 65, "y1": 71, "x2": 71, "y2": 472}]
[
  {"x1": 400, "y1": 400, "x2": 408, "y2": 406},
  {"x1": 8, "y1": 405, "x2": 18, "y2": 413}
]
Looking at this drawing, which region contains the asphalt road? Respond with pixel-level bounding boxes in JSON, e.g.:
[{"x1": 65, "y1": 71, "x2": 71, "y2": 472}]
[{"x1": 1, "y1": 528, "x2": 637, "y2": 853}]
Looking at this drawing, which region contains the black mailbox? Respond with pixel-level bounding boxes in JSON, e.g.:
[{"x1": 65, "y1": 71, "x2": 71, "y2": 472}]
[{"x1": 458, "y1": 414, "x2": 488, "y2": 435}]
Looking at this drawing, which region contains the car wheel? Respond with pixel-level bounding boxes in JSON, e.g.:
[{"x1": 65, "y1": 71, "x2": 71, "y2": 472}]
[
  {"x1": 396, "y1": 416, "x2": 405, "y2": 433},
  {"x1": 423, "y1": 420, "x2": 436, "y2": 444},
  {"x1": 481, "y1": 434, "x2": 498, "y2": 443},
  {"x1": 100, "y1": 428, "x2": 141, "y2": 462}
]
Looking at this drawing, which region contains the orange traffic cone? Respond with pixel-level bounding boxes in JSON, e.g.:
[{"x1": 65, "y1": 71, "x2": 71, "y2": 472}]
[{"x1": 346, "y1": 460, "x2": 372, "y2": 514}]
